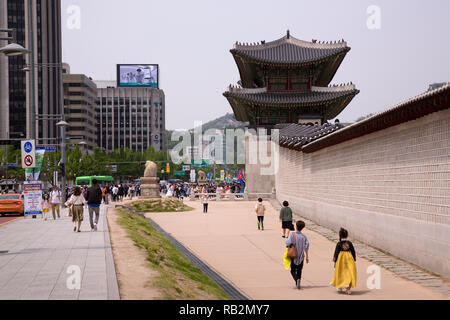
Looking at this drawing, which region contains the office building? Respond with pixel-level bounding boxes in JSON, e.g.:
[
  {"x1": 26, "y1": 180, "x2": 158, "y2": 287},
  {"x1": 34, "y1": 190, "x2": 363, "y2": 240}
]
[
  {"x1": 96, "y1": 81, "x2": 166, "y2": 153},
  {"x1": 0, "y1": 0, "x2": 63, "y2": 142},
  {"x1": 63, "y1": 64, "x2": 98, "y2": 150}
]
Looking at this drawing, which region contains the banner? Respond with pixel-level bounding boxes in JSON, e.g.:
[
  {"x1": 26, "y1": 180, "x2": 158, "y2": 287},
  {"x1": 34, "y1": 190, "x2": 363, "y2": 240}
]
[
  {"x1": 25, "y1": 147, "x2": 46, "y2": 181},
  {"x1": 23, "y1": 182, "x2": 43, "y2": 216}
]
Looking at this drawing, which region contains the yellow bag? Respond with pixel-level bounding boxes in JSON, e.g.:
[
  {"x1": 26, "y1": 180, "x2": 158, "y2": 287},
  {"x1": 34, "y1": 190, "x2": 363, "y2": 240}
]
[{"x1": 283, "y1": 248, "x2": 291, "y2": 270}]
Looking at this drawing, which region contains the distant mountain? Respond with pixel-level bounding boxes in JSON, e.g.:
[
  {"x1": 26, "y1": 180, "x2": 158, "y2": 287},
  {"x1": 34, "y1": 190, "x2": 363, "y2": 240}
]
[
  {"x1": 194, "y1": 113, "x2": 248, "y2": 132},
  {"x1": 165, "y1": 113, "x2": 248, "y2": 149}
]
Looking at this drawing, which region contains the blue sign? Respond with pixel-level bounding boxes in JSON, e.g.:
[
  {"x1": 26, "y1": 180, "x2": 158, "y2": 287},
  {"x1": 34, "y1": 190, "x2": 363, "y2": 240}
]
[
  {"x1": 37, "y1": 146, "x2": 56, "y2": 152},
  {"x1": 24, "y1": 142, "x2": 33, "y2": 153}
]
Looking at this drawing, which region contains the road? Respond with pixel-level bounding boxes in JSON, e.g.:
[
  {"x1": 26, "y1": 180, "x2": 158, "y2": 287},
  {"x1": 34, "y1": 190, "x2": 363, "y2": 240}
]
[{"x1": 0, "y1": 215, "x2": 22, "y2": 227}]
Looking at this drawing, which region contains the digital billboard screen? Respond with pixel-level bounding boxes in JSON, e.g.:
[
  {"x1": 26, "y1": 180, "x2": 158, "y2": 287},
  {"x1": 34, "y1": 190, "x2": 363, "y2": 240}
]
[{"x1": 117, "y1": 64, "x2": 158, "y2": 87}]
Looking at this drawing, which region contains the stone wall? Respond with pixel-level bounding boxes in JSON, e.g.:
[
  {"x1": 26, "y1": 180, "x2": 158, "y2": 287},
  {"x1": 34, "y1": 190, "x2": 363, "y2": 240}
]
[
  {"x1": 275, "y1": 108, "x2": 450, "y2": 278},
  {"x1": 244, "y1": 129, "x2": 276, "y2": 196}
]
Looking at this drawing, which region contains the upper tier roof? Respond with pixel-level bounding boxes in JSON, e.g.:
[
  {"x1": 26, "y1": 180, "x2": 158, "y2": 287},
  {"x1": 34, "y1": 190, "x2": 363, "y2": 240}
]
[
  {"x1": 224, "y1": 84, "x2": 359, "y2": 105},
  {"x1": 231, "y1": 32, "x2": 350, "y2": 65}
]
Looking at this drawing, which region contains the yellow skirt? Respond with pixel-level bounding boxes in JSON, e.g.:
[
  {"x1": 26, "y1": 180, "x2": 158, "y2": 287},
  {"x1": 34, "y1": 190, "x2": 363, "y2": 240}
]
[{"x1": 330, "y1": 251, "x2": 357, "y2": 289}]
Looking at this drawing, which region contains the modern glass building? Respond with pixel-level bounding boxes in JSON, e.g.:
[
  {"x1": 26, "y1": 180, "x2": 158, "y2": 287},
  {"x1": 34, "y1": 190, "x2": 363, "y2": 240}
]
[{"x1": 0, "y1": 0, "x2": 63, "y2": 142}]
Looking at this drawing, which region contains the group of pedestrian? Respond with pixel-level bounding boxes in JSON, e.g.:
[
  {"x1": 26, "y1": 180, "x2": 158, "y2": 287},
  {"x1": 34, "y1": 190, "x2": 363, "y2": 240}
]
[
  {"x1": 99, "y1": 184, "x2": 141, "y2": 203},
  {"x1": 41, "y1": 185, "x2": 63, "y2": 221},
  {"x1": 255, "y1": 199, "x2": 357, "y2": 294},
  {"x1": 64, "y1": 178, "x2": 103, "y2": 232},
  {"x1": 162, "y1": 183, "x2": 190, "y2": 199}
]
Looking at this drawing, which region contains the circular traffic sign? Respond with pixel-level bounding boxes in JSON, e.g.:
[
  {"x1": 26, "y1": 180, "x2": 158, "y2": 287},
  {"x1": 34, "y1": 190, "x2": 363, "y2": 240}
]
[
  {"x1": 24, "y1": 142, "x2": 33, "y2": 153},
  {"x1": 24, "y1": 155, "x2": 34, "y2": 167}
]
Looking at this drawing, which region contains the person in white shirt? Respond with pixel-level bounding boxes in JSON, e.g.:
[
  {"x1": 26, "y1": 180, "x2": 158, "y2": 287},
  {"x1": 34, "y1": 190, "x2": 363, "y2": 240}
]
[
  {"x1": 202, "y1": 192, "x2": 208, "y2": 213},
  {"x1": 65, "y1": 186, "x2": 87, "y2": 232},
  {"x1": 50, "y1": 186, "x2": 61, "y2": 219},
  {"x1": 112, "y1": 186, "x2": 118, "y2": 202}
]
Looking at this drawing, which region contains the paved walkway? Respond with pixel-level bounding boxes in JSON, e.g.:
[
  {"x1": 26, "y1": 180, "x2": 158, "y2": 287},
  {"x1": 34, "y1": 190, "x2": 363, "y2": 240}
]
[
  {"x1": 0, "y1": 206, "x2": 119, "y2": 300},
  {"x1": 145, "y1": 200, "x2": 448, "y2": 300}
]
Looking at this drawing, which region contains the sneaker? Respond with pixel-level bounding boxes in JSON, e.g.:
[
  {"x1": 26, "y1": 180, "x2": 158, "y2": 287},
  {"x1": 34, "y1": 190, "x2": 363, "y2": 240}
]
[
  {"x1": 296, "y1": 279, "x2": 301, "y2": 289},
  {"x1": 94, "y1": 223, "x2": 97, "y2": 231}
]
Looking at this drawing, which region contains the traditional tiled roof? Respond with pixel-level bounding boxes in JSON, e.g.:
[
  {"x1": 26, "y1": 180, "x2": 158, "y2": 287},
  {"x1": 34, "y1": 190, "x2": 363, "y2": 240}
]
[
  {"x1": 223, "y1": 84, "x2": 359, "y2": 105},
  {"x1": 301, "y1": 84, "x2": 450, "y2": 153},
  {"x1": 231, "y1": 32, "x2": 350, "y2": 65},
  {"x1": 273, "y1": 122, "x2": 344, "y2": 150}
]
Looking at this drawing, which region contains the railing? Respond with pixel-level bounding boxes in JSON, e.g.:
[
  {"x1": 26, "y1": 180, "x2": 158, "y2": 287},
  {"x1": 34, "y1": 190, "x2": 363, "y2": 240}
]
[{"x1": 185, "y1": 192, "x2": 275, "y2": 201}]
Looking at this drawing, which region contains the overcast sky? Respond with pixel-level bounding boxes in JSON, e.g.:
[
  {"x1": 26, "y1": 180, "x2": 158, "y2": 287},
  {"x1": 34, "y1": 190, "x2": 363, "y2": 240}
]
[{"x1": 61, "y1": 0, "x2": 450, "y2": 130}]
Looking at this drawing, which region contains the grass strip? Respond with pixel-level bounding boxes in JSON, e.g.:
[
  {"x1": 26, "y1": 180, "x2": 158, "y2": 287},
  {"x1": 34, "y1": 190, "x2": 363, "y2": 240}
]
[
  {"x1": 116, "y1": 208, "x2": 229, "y2": 300},
  {"x1": 132, "y1": 199, "x2": 193, "y2": 213}
]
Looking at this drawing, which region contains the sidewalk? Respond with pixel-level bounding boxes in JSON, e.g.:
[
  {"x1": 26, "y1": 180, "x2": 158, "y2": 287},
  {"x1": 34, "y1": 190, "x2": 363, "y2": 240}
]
[
  {"x1": 0, "y1": 206, "x2": 119, "y2": 300},
  {"x1": 145, "y1": 200, "x2": 448, "y2": 300}
]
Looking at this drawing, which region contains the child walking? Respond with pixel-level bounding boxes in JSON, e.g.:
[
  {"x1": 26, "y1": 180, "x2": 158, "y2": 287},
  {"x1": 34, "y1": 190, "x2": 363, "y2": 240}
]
[
  {"x1": 285, "y1": 220, "x2": 309, "y2": 289},
  {"x1": 255, "y1": 198, "x2": 265, "y2": 230},
  {"x1": 330, "y1": 228, "x2": 357, "y2": 294},
  {"x1": 41, "y1": 194, "x2": 50, "y2": 221}
]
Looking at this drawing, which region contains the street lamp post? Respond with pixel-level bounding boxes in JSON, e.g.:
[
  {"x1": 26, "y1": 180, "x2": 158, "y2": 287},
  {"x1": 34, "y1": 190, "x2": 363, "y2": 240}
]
[
  {"x1": 78, "y1": 141, "x2": 87, "y2": 155},
  {"x1": 0, "y1": 28, "x2": 29, "y2": 56},
  {"x1": 56, "y1": 120, "x2": 69, "y2": 206}
]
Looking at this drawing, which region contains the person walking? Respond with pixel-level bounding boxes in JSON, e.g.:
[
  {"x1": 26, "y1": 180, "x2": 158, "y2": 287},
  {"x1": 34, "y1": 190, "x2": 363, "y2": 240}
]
[
  {"x1": 65, "y1": 186, "x2": 86, "y2": 233},
  {"x1": 102, "y1": 186, "x2": 107, "y2": 204},
  {"x1": 50, "y1": 186, "x2": 61, "y2": 220},
  {"x1": 112, "y1": 185, "x2": 118, "y2": 202},
  {"x1": 255, "y1": 198, "x2": 265, "y2": 231},
  {"x1": 118, "y1": 184, "x2": 124, "y2": 202},
  {"x1": 279, "y1": 201, "x2": 294, "y2": 238},
  {"x1": 330, "y1": 228, "x2": 357, "y2": 295},
  {"x1": 285, "y1": 220, "x2": 310, "y2": 289},
  {"x1": 136, "y1": 184, "x2": 141, "y2": 197},
  {"x1": 202, "y1": 192, "x2": 209, "y2": 213},
  {"x1": 41, "y1": 194, "x2": 51, "y2": 221},
  {"x1": 86, "y1": 179, "x2": 102, "y2": 231}
]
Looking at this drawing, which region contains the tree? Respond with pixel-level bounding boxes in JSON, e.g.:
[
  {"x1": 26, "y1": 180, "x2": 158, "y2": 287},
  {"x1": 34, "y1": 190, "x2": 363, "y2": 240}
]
[{"x1": 355, "y1": 113, "x2": 375, "y2": 122}]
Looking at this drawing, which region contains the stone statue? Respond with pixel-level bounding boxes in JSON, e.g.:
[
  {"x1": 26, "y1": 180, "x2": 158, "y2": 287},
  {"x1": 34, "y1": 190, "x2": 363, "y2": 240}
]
[
  {"x1": 198, "y1": 170, "x2": 207, "y2": 186},
  {"x1": 144, "y1": 161, "x2": 157, "y2": 177},
  {"x1": 140, "y1": 161, "x2": 161, "y2": 199}
]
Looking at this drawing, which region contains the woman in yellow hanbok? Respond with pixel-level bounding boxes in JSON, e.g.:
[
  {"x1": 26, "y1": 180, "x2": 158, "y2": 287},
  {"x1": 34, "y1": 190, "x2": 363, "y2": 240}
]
[{"x1": 330, "y1": 228, "x2": 357, "y2": 294}]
